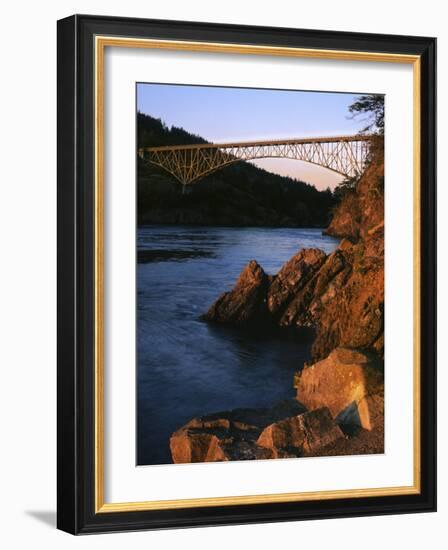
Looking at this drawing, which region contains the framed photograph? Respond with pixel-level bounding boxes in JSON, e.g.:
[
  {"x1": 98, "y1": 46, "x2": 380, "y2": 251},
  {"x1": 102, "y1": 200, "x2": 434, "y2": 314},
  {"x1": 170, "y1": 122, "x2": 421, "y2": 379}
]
[{"x1": 57, "y1": 14, "x2": 436, "y2": 534}]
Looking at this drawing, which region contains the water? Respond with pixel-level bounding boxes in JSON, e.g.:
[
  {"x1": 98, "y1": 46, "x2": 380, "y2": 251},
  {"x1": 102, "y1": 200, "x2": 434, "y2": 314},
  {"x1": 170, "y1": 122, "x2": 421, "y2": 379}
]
[{"x1": 137, "y1": 225, "x2": 339, "y2": 465}]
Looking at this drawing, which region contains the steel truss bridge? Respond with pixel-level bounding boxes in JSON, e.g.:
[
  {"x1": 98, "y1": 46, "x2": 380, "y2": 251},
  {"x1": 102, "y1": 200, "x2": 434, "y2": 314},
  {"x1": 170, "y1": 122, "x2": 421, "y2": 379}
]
[{"x1": 138, "y1": 135, "x2": 372, "y2": 191}]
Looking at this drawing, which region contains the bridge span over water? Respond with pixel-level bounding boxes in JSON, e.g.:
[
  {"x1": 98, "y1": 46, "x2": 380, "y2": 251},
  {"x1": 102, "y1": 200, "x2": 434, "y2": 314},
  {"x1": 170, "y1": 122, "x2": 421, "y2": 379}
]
[{"x1": 138, "y1": 134, "x2": 372, "y2": 191}]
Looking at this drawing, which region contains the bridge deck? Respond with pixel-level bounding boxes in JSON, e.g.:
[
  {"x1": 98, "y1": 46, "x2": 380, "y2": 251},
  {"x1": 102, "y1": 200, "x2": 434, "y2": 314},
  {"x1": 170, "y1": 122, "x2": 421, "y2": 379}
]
[{"x1": 140, "y1": 134, "x2": 372, "y2": 153}]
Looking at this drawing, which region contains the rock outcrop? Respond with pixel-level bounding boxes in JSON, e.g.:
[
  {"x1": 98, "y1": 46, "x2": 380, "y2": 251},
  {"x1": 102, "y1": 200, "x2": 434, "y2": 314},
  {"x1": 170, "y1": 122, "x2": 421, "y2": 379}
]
[
  {"x1": 170, "y1": 348, "x2": 384, "y2": 464},
  {"x1": 201, "y1": 260, "x2": 271, "y2": 326},
  {"x1": 203, "y1": 153, "x2": 385, "y2": 362},
  {"x1": 203, "y1": 230, "x2": 384, "y2": 361}
]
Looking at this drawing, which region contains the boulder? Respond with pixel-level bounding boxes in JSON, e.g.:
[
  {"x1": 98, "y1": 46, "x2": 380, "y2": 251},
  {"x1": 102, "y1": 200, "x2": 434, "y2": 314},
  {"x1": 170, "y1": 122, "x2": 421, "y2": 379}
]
[
  {"x1": 257, "y1": 407, "x2": 344, "y2": 457},
  {"x1": 170, "y1": 431, "x2": 229, "y2": 463},
  {"x1": 294, "y1": 347, "x2": 384, "y2": 431}
]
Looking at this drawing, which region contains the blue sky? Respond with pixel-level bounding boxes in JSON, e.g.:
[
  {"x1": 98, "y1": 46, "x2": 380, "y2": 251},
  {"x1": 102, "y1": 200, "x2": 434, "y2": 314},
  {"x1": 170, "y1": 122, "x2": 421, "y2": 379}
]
[{"x1": 137, "y1": 83, "x2": 367, "y2": 190}]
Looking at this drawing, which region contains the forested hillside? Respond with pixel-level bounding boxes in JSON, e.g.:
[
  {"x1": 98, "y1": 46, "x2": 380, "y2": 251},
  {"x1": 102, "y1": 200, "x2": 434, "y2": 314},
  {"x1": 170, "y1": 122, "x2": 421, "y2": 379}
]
[{"x1": 137, "y1": 113, "x2": 336, "y2": 227}]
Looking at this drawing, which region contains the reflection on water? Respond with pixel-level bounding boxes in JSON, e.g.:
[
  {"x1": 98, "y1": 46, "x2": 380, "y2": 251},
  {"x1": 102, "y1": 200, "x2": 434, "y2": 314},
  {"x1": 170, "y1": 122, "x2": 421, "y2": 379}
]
[{"x1": 137, "y1": 225, "x2": 338, "y2": 465}]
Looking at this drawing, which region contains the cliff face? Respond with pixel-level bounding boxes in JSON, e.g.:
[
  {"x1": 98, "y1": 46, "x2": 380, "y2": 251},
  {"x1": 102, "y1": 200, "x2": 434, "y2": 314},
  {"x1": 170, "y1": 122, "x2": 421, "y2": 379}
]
[
  {"x1": 311, "y1": 152, "x2": 385, "y2": 359},
  {"x1": 325, "y1": 150, "x2": 384, "y2": 241},
  {"x1": 171, "y1": 148, "x2": 385, "y2": 463}
]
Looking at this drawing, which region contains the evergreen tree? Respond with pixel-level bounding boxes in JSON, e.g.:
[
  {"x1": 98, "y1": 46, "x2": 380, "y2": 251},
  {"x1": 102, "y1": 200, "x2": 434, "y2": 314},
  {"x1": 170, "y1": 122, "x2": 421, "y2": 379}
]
[{"x1": 348, "y1": 94, "x2": 385, "y2": 135}]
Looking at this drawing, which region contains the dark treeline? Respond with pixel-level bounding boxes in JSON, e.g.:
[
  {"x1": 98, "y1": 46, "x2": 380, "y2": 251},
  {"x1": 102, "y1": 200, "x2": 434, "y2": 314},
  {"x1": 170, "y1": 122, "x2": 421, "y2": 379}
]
[
  {"x1": 137, "y1": 112, "x2": 337, "y2": 227},
  {"x1": 138, "y1": 112, "x2": 209, "y2": 148}
]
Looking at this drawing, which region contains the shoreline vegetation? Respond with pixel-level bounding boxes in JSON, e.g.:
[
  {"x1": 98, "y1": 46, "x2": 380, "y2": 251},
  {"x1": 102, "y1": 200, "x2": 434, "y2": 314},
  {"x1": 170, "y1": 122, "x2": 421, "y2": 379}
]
[{"x1": 169, "y1": 140, "x2": 385, "y2": 463}]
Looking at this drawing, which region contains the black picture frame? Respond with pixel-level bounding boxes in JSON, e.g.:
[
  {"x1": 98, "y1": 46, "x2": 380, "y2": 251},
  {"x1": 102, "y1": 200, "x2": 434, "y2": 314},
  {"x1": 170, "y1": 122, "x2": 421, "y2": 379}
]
[{"x1": 57, "y1": 14, "x2": 436, "y2": 534}]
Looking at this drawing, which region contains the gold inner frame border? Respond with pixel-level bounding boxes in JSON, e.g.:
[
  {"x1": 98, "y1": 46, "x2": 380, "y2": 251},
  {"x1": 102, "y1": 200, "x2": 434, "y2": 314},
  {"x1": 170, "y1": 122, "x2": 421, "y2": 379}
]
[{"x1": 94, "y1": 35, "x2": 421, "y2": 513}]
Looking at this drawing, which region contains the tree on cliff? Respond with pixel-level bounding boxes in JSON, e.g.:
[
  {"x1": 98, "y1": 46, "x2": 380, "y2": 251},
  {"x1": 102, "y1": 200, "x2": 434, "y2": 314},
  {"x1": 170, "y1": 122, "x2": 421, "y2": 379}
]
[
  {"x1": 348, "y1": 94, "x2": 384, "y2": 135},
  {"x1": 334, "y1": 95, "x2": 384, "y2": 200}
]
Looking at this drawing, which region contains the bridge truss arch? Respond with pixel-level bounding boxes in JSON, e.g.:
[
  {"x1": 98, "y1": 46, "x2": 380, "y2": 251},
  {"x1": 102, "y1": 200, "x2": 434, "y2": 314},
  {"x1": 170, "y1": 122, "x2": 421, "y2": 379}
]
[{"x1": 138, "y1": 135, "x2": 372, "y2": 190}]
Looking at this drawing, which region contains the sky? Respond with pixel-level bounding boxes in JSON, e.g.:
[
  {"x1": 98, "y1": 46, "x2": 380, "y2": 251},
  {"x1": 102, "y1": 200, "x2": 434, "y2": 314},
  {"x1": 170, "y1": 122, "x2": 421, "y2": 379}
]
[{"x1": 137, "y1": 83, "x2": 367, "y2": 190}]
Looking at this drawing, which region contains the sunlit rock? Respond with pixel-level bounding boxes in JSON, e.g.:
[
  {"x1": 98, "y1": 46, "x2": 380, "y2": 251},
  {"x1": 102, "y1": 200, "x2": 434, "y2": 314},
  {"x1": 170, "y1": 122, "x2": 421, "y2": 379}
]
[
  {"x1": 294, "y1": 347, "x2": 384, "y2": 431},
  {"x1": 257, "y1": 407, "x2": 344, "y2": 457}
]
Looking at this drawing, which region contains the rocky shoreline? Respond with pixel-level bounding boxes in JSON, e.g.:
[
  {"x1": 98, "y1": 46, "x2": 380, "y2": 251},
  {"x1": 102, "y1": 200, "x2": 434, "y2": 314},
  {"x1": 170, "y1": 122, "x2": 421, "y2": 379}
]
[
  {"x1": 169, "y1": 147, "x2": 385, "y2": 464},
  {"x1": 170, "y1": 348, "x2": 384, "y2": 463}
]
